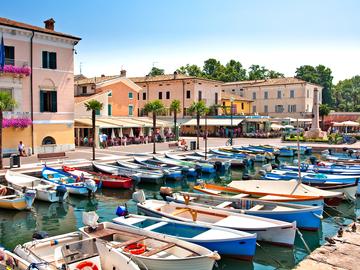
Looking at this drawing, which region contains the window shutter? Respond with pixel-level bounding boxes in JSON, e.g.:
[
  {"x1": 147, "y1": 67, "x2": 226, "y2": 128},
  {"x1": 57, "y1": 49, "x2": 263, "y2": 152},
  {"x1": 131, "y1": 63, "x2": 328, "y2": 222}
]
[
  {"x1": 50, "y1": 52, "x2": 57, "y2": 69},
  {"x1": 42, "y1": 51, "x2": 47, "y2": 68},
  {"x1": 51, "y1": 91, "x2": 57, "y2": 112},
  {"x1": 40, "y1": 90, "x2": 45, "y2": 112}
]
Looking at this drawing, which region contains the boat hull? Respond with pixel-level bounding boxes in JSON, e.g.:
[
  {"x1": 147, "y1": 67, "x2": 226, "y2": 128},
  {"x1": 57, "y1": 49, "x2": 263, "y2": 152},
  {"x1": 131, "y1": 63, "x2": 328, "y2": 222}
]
[{"x1": 0, "y1": 198, "x2": 29, "y2": 210}]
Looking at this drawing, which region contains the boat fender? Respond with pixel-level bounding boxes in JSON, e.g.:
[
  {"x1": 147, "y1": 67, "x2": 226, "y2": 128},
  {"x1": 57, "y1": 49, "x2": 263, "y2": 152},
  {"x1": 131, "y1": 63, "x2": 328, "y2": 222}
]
[
  {"x1": 75, "y1": 260, "x2": 99, "y2": 270},
  {"x1": 116, "y1": 205, "x2": 128, "y2": 217},
  {"x1": 124, "y1": 243, "x2": 147, "y2": 255},
  {"x1": 32, "y1": 231, "x2": 49, "y2": 240},
  {"x1": 159, "y1": 187, "x2": 173, "y2": 201}
]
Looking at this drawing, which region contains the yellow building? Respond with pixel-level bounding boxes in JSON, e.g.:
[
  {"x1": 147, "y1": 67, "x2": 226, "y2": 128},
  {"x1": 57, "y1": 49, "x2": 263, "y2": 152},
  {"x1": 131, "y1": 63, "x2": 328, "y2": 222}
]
[{"x1": 221, "y1": 92, "x2": 253, "y2": 115}]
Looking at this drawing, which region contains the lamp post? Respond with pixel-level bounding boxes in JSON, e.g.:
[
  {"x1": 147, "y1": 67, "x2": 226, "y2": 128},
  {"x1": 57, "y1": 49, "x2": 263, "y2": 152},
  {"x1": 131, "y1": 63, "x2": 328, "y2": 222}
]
[
  {"x1": 230, "y1": 97, "x2": 235, "y2": 146},
  {"x1": 204, "y1": 113, "x2": 208, "y2": 160}
]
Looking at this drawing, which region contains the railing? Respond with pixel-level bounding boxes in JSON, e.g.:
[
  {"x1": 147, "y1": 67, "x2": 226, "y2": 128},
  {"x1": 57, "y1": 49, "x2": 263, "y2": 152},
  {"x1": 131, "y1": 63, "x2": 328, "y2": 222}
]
[
  {"x1": 3, "y1": 111, "x2": 31, "y2": 118},
  {"x1": 0, "y1": 59, "x2": 31, "y2": 76}
]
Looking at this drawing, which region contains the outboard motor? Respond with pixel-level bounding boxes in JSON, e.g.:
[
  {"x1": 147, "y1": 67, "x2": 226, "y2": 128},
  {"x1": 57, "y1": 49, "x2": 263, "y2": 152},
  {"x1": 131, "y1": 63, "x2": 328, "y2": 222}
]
[
  {"x1": 132, "y1": 190, "x2": 146, "y2": 204},
  {"x1": 56, "y1": 185, "x2": 67, "y2": 202},
  {"x1": 271, "y1": 163, "x2": 278, "y2": 169},
  {"x1": 32, "y1": 231, "x2": 49, "y2": 240},
  {"x1": 115, "y1": 205, "x2": 128, "y2": 217},
  {"x1": 309, "y1": 156, "x2": 317, "y2": 165},
  {"x1": 214, "y1": 161, "x2": 223, "y2": 172},
  {"x1": 343, "y1": 147, "x2": 348, "y2": 153},
  {"x1": 24, "y1": 190, "x2": 36, "y2": 209},
  {"x1": 262, "y1": 164, "x2": 272, "y2": 172},
  {"x1": 195, "y1": 164, "x2": 202, "y2": 174},
  {"x1": 159, "y1": 186, "x2": 173, "y2": 201},
  {"x1": 85, "y1": 179, "x2": 97, "y2": 197},
  {"x1": 258, "y1": 170, "x2": 266, "y2": 176}
]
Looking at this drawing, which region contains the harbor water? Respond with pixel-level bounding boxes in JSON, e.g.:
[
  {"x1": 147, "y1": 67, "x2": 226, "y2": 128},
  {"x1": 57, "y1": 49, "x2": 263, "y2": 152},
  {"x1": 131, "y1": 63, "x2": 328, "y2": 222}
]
[{"x1": 0, "y1": 161, "x2": 359, "y2": 270}]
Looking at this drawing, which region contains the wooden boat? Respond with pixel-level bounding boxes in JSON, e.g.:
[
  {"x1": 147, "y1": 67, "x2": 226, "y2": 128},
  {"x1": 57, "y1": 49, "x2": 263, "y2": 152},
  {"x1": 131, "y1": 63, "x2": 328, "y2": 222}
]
[
  {"x1": 80, "y1": 220, "x2": 220, "y2": 270},
  {"x1": 193, "y1": 152, "x2": 246, "y2": 167},
  {"x1": 14, "y1": 232, "x2": 140, "y2": 270},
  {"x1": 281, "y1": 163, "x2": 360, "y2": 175},
  {"x1": 227, "y1": 180, "x2": 344, "y2": 206},
  {"x1": 113, "y1": 214, "x2": 257, "y2": 260},
  {"x1": 63, "y1": 166, "x2": 133, "y2": 189},
  {"x1": 167, "y1": 192, "x2": 323, "y2": 231},
  {"x1": 193, "y1": 183, "x2": 324, "y2": 206},
  {"x1": 164, "y1": 153, "x2": 216, "y2": 173},
  {"x1": 5, "y1": 170, "x2": 68, "y2": 202},
  {"x1": 42, "y1": 166, "x2": 97, "y2": 196},
  {"x1": 93, "y1": 162, "x2": 163, "y2": 184},
  {"x1": 232, "y1": 147, "x2": 275, "y2": 161},
  {"x1": 116, "y1": 160, "x2": 183, "y2": 180},
  {"x1": 210, "y1": 149, "x2": 247, "y2": 159},
  {"x1": 134, "y1": 197, "x2": 296, "y2": 247},
  {"x1": 0, "y1": 249, "x2": 30, "y2": 270},
  {"x1": 147, "y1": 157, "x2": 199, "y2": 177},
  {"x1": 0, "y1": 185, "x2": 35, "y2": 210}
]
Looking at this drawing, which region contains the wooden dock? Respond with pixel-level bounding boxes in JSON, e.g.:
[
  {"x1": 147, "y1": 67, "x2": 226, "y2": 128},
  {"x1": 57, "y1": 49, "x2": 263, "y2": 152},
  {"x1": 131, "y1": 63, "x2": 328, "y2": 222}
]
[{"x1": 295, "y1": 222, "x2": 360, "y2": 270}]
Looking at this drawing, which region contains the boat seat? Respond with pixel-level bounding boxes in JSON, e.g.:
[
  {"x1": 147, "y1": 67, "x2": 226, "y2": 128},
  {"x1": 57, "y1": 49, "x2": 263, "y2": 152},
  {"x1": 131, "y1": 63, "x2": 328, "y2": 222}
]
[
  {"x1": 0, "y1": 195, "x2": 17, "y2": 199},
  {"x1": 143, "y1": 243, "x2": 176, "y2": 257},
  {"x1": 216, "y1": 201, "x2": 233, "y2": 208},
  {"x1": 143, "y1": 221, "x2": 168, "y2": 231},
  {"x1": 249, "y1": 204, "x2": 264, "y2": 211},
  {"x1": 112, "y1": 236, "x2": 148, "y2": 249},
  {"x1": 201, "y1": 189, "x2": 222, "y2": 195},
  {"x1": 231, "y1": 194, "x2": 249, "y2": 199},
  {"x1": 172, "y1": 208, "x2": 190, "y2": 216}
]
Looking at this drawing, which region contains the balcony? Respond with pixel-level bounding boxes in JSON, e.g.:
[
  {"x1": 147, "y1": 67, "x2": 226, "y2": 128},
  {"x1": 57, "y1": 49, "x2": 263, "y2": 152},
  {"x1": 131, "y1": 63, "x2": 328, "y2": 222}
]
[
  {"x1": 0, "y1": 59, "x2": 31, "y2": 77},
  {"x1": 2, "y1": 111, "x2": 32, "y2": 129}
]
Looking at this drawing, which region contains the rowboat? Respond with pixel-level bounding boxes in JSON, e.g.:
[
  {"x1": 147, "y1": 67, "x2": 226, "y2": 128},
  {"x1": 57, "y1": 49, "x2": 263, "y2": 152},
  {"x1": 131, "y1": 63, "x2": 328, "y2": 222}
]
[
  {"x1": 165, "y1": 153, "x2": 216, "y2": 173},
  {"x1": 167, "y1": 191, "x2": 323, "y2": 230},
  {"x1": 63, "y1": 165, "x2": 133, "y2": 189},
  {"x1": 42, "y1": 166, "x2": 97, "y2": 196},
  {"x1": 93, "y1": 161, "x2": 164, "y2": 184},
  {"x1": 232, "y1": 147, "x2": 276, "y2": 161},
  {"x1": 152, "y1": 156, "x2": 203, "y2": 174},
  {"x1": 277, "y1": 148, "x2": 294, "y2": 157},
  {"x1": 193, "y1": 183, "x2": 324, "y2": 206},
  {"x1": 281, "y1": 163, "x2": 360, "y2": 175},
  {"x1": 227, "y1": 180, "x2": 344, "y2": 206},
  {"x1": 14, "y1": 232, "x2": 140, "y2": 270},
  {"x1": 113, "y1": 214, "x2": 257, "y2": 260},
  {"x1": 193, "y1": 151, "x2": 246, "y2": 167},
  {"x1": 134, "y1": 197, "x2": 296, "y2": 247},
  {"x1": 0, "y1": 249, "x2": 30, "y2": 270},
  {"x1": 210, "y1": 149, "x2": 247, "y2": 159},
  {"x1": 0, "y1": 185, "x2": 36, "y2": 210},
  {"x1": 80, "y1": 214, "x2": 220, "y2": 270},
  {"x1": 116, "y1": 160, "x2": 183, "y2": 180},
  {"x1": 5, "y1": 170, "x2": 68, "y2": 202}
]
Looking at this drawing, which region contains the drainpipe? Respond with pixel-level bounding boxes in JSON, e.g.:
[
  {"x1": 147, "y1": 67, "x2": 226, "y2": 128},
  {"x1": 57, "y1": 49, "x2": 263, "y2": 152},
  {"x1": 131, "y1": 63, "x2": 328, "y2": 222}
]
[
  {"x1": 182, "y1": 80, "x2": 185, "y2": 118},
  {"x1": 30, "y1": 31, "x2": 34, "y2": 154}
]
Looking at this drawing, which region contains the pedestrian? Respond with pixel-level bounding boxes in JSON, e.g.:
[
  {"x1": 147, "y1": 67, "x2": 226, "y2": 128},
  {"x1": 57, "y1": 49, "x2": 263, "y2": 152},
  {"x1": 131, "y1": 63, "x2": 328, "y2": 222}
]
[{"x1": 18, "y1": 141, "x2": 27, "y2": 157}]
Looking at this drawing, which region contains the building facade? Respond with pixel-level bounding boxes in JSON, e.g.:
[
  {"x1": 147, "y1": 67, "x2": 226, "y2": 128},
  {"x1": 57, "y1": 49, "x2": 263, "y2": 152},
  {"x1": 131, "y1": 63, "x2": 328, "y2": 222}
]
[
  {"x1": 222, "y1": 78, "x2": 322, "y2": 118},
  {"x1": 221, "y1": 92, "x2": 253, "y2": 115},
  {"x1": 0, "y1": 17, "x2": 80, "y2": 154}
]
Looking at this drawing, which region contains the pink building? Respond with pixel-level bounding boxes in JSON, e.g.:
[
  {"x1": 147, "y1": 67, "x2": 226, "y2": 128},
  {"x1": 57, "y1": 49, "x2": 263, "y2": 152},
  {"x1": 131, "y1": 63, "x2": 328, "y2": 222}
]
[{"x1": 0, "y1": 17, "x2": 80, "y2": 154}]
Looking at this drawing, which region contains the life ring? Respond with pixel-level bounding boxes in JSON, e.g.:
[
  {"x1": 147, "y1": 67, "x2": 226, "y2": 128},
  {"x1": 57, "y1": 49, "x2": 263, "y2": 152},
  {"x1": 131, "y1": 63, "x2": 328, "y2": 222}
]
[
  {"x1": 75, "y1": 260, "x2": 99, "y2": 270},
  {"x1": 317, "y1": 162, "x2": 325, "y2": 167},
  {"x1": 124, "y1": 243, "x2": 147, "y2": 255}
]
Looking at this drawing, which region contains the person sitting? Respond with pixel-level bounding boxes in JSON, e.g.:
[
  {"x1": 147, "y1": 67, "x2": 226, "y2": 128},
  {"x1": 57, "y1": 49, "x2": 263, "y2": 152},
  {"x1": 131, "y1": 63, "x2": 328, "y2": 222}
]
[
  {"x1": 178, "y1": 139, "x2": 188, "y2": 151},
  {"x1": 18, "y1": 141, "x2": 27, "y2": 157}
]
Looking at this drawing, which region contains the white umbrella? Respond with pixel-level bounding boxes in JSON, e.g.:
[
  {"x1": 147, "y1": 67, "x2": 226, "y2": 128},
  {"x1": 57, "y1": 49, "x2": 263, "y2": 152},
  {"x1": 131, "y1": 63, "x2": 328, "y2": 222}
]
[
  {"x1": 160, "y1": 126, "x2": 165, "y2": 137},
  {"x1": 111, "y1": 128, "x2": 116, "y2": 139},
  {"x1": 129, "y1": 128, "x2": 134, "y2": 138},
  {"x1": 119, "y1": 127, "x2": 123, "y2": 138},
  {"x1": 284, "y1": 125, "x2": 294, "y2": 129},
  {"x1": 270, "y1": 123, "x2": 284, "y2": 130},
  {"x1": 139, "y1": 127, "x2": 144, "y2": 137},
  {"x1": 148, "y1": 128, "x2": 152, "y2": 137}
]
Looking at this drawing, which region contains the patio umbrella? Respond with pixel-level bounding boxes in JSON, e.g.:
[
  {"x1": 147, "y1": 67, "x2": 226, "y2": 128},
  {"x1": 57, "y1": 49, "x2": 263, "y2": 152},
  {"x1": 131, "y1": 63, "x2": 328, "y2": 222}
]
[
  {"x1": 270, "y1": 123, "x2": 284, "y2": 130},
  {"x1": 119, "y1": 127, "x2": 123, "y2": 138},
  {"x1": 148, "y1": 128, "x2": 152, "y2": 137},
  {"x1": 129, "y1": 128, "x2": 134, "y2": 138},
  {"x1": 160, "y1": 126, "x2": 165, "y2": 137},
  {"x1": 284, "y1": 125, "x2": 294, "y2": 129},
  {"x1": 111, "y1": 128, "x2": 116, "y2": 139},
  {"x1": 340, "y1": 121, "x2": 360, "y2": 127},
  {"x1": 139, "y1": 127, "x2": 144, "y2": 137}
]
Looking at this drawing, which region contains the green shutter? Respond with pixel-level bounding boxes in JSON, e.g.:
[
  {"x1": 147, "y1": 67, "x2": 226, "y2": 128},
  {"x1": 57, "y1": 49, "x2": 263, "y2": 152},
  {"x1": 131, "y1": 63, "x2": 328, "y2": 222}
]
[
  {"x1": 51, "y1": 91, "x2": 57, "y2": 112},
  {"x1": 42, "y1": 51, "x2": 47, "y2": 68},
  {"x1": 95, "y1": 109, "x2": 100, "y2": 115},
  {"x1": 108, "y1": 104, "x2": 112, "y2": 116},
  {"x1": 50, "y1": 52, "x2": 57, "y2": 69},
  {"x1": 40, "y1": 90, "x2": 45, "y2": 112}
]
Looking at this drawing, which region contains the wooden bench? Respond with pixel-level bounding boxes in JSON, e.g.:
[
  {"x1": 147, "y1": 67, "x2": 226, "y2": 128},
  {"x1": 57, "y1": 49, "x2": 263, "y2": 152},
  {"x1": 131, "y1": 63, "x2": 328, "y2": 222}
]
[
  {"x1": 143, "y1": 243, "x2": 176, "y2": 257},
  {"x1": 37, "y1": 152, "x2": 68, "y2": 164}
]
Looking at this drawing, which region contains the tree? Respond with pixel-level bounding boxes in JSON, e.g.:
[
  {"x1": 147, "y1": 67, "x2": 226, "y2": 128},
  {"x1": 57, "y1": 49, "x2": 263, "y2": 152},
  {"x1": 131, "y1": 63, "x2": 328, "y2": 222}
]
[
  {"x1": 177, "y1": 64, "x2": 203, "y2": 77},
  {"x1": 144, "y1": 100, "x2": 165, "y2": 154},
  {"x1": 332, "y1": 76, "x2": 360, "y2": 112},
  {"x1": 148, "y1": 66, "x2": 165, "y2": 76},
  {"x1": 84, "y1": 100, "x2": 103, "y2": 160},
  {"x1": 248, "y1": 65, "x2": 269, "y2": 80},
  {"x1": 188, "y1": 100, "x2": 208, "y2": 149},
  {"x1": 219, "y1": 60, "x2": 247, "y2": 82},
  {"x1": 203, "y1": 58, "x2": 225, "y2": 80},
  {"x1": 0, "y1": 92, "x2": 16, "y2": 169},
  {"x1": 295, "y1": 65, "x2": 334, "y2": 106},
  {"x1": 170, "y1": 100, "x2": 181, "y2": 140},
  {"x1": 319, "y1": 104, "x2": 331, "y2": 130}
]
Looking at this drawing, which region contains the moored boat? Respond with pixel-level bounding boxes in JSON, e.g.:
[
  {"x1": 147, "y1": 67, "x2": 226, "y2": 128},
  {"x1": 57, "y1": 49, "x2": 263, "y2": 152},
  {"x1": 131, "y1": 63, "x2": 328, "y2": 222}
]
[
  {"x1": 5, "y1": 170, "x2": 68, "y2": 202},
  {"x1": 165, "y1": 153, "x2": 216, "y2": 173},
  {"x1": 0, "y1": 185, "x2": 35, "y2": 210},
  {"x1": 281, "y1": 163, "x2": 360, "y2": 175},
  {"x1": 0, "y1": 249, "x2": 30, "y2": 270}
]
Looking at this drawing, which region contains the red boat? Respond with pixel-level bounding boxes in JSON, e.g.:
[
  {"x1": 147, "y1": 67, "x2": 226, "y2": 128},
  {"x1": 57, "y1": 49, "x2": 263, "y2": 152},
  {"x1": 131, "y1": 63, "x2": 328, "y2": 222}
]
[{"x1": 62, "y1": 166, "x2": 133, "y2": 189}]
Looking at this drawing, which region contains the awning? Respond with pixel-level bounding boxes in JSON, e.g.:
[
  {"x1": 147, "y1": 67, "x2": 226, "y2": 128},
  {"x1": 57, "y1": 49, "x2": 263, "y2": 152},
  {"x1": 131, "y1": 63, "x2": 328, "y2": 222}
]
[
  {"x1": 181, "y1": 118, "x2": 243, "y2": 127},
  {"x1": 74, "y1": 117, "x2": 173, "y2": 129},
  {"x1": 270, "y1": 123, "x2": 284, "y2": 130},
  {"x1": 333, "y1": 121, "x2": 360, "y2": 127},
  {"x1": 75, "y1": 118, "x2": 119, "y2": 128}
]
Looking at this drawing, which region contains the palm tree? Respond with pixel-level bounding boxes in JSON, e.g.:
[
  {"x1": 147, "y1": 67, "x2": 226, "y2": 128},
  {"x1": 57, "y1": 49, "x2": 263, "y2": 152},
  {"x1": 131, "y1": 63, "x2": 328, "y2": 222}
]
[
  {"x1": 188, "y1": 100, "x2": 208, "y2": 150},
  {"x1": 0, "y1": 92, "x2": 16, "y2": 169},
  {"x1": 170, "y1": 100, "x2": 181, "y2": 141},
  {"x1": 144, "y1": 100, "x2": 165, "y2": 154},
  {"x1": 84, "y1": 100, "x2": 103, "y2": 160},
  {"x1": 319, "y1": 104, "x2": 331, "y2": 130}
]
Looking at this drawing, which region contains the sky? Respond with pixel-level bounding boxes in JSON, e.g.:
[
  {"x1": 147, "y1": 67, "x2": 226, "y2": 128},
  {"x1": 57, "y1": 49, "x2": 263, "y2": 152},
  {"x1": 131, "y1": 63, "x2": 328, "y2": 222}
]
[{"x1": 1, "y1": 0, "x2": 360, "y2": 82}]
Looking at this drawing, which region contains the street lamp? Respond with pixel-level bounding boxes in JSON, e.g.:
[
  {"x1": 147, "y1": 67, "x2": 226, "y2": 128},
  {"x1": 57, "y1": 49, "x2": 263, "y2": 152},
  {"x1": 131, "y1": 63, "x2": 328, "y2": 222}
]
[
  {"x1": 204, "y1": 112, "x2": 208, "y2": 160},
  {"x1": 230, "y1": 97, "x2": 235, "y2": 146}
]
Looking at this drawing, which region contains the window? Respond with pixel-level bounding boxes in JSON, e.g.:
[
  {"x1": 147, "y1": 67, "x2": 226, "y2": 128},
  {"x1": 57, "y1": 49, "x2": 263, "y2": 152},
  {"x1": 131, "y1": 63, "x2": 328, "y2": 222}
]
[
  {"x1": 158, "y1": 92, "x2": 162, "y2": 99},
  {"x1": 290, "y1": 90, "x2": 295, "y2": 98},
  {"x1": 40, "y1": 90, "x2": 57, "y2": 112},
  {"x1": 306, "y1": 104, "x2": 310, "y2": 112},
  {"x1": 42, "y1": 51, "x2": 57, "y2": 69},
  {"x1": 137, "y1": 93, "x2": 139, "y2": 100},
  {"x1": 198, "y1": 91, "x2": 202, "y2": 101},
  {"x1": 241, "y1": 103, "x2": 244, "y2": 110},
  {"x1": 264, "y1": 91, "x2": 268, "y2": 99},
  {"x1": 142, "y1": 92, "x2": 146, "y2": 100},
  {"x1": 277, "y1": 90, "x2": 282, "y2": 99},
  {"x1": 275, "y1": 105, "x2": 284, "y2": 113},
  {"x1": 95, "y1": 109, "x2": 100, "y2": 115},
  {"x1": 108, "y1": 91, "x2": 112, "y2": 96},
  {"x1": 252, "y1": 92, "x2": 256, "y2": 100},
  {"x1": 166, "y1": 91, "x2": 170, "y2": 99},
  {"x1": 264, "y1": 105, "x2": 268, "y2": 113},
  {"x1": 42, "y1": 136, "x2": 56, "y2": 145},
  {"x1": 82, "y1": 86, "x2": 87, "y2": 94},
  {"x1": 307, "y1": 89, "x2": 310, "y2": 98},
  {"x1": 232, "y1": 89, "x2": 235, "y2": 92},
  {"x1": 288, "y1": 105, "x2": 297, "y2": 112},
  {"x1": 4, "y1": 46, "x2": 14, "y2": 65},
  {"x1": 128, "y1": 105, "x2": 134, "y2": 116},
  {"x1": 186, "y1": 90, "x2": 191, "y2": 99},
  {"x1": 215, "y1": 93, "x2": 218, "y2": 104},
  {"x1": 128, "y1": 92, "x2": 133, "y2": 99},
  {"x1": 108, "y1": 104, "x2": 112, "y2": 116}
]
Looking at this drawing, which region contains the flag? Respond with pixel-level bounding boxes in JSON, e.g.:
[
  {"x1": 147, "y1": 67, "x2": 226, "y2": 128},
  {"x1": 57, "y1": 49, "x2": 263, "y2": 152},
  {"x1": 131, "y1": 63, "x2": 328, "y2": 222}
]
[{"x1": 0, "y1": 35, "x2": 5, "y2": 69}]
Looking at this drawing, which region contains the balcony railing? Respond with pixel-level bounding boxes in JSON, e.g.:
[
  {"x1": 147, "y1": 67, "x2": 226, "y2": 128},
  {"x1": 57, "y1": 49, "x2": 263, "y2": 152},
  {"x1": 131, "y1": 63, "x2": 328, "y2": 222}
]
[{"x1": 0, "y1": 59, "x2": 31, "y2": 77}]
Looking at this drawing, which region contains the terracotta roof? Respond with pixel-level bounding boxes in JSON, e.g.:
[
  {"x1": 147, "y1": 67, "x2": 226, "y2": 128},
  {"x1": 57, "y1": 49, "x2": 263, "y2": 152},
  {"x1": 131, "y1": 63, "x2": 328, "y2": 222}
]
[
  {"x1": 75, "y1": 75, "x2": 119, "y2": 85},
  {"x1": 74, "y1": 74, "x2": 87, "y2": 82},
  {"x1": 0, "y1": 17, "x2": 81, "y2": 40},
  {"x1": 129, "y1": 74, "x2": 222, "y2": 83},
  {"x1": 74, "y1": 90, "x2": 111, "y2": 104},
  {"x1": 222, "y1": 80, "x2": 266, "y2": 86},
  {"x1": 222, "y1": 77, "x2": 322, "y2": 88},
  {"x1": 221, "y1": 92, "x2": 253, "y2": 102}
]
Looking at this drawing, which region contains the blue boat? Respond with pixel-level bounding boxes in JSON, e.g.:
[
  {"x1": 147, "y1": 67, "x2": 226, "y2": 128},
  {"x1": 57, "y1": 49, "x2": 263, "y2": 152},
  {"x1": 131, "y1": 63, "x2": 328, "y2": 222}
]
[
  {"x1": 282, "y1": 163, "x2": 360, "y2": 175},
  {"x1": 113, "y1": 214, "x2": 257, "y2": 260},
  {"x1": 210, "y1": 149, "x2": 247, "y2": 159},
  {"x1": 42, "y1": 166, "x2": 97, "y2": 196},
  {"x1": 165, "y1": 153, "x2": 216, "y2": 174},
  {"x1": 277, "y1": 148, "x2": 294, "y2": 157}
]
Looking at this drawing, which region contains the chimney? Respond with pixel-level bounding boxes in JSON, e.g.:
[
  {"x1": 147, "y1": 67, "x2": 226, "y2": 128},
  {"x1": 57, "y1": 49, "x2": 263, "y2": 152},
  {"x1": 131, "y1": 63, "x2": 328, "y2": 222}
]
[
  {"x1": 173, "y1": 71, "x2": 178, "y2": 79},
  {"x1": 44, "y1": 18, "x2": 55, "y2": 30},
  {"x1": 120, "y1": 69, "x2": 127, "y2": 77}
]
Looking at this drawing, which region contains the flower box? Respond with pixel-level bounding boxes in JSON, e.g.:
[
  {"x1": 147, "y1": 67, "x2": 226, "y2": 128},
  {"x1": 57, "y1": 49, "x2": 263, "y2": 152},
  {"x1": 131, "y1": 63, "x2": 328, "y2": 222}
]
[
  {"x1": 2, "y1": 118, "x2": 32, "y2": 128},
  {"x1": 0, "y1": 65, "x2": 31, "y2": 76}
]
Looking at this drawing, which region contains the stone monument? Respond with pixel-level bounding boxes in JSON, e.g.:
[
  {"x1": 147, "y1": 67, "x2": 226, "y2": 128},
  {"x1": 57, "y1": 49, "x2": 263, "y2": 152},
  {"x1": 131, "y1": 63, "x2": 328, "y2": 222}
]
[{"x1": 304, "y1": 87, "x2": 328, "y2": 139}]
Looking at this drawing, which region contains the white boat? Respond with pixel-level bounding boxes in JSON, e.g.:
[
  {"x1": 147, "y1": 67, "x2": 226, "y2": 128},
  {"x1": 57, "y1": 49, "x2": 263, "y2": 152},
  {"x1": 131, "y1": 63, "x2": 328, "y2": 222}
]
[
  {"x1": 0, "y1": 185, "x2": 36, "y2": 210},
  {"x1": 5, "y1": 170, "x2": 68, "y2": 203},
  {"x1": 14, "y1": 231, "x2": 140, "y2": 270},
  {"x1": 133, "y1": 192, "x2": 296, "y2": 247},
  {"x1": 80, "y1": 213, "x2": 220, "y2": 270},
  {"x1": 0, "y1": 249, "x2": 30, "y2": 270}
]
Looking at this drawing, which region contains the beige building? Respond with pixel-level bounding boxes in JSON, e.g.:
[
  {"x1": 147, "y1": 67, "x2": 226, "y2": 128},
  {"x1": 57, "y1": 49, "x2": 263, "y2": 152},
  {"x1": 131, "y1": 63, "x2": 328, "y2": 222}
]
[{"x1": 222, "y1": 78, "x2": 322, "y2": 118}]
